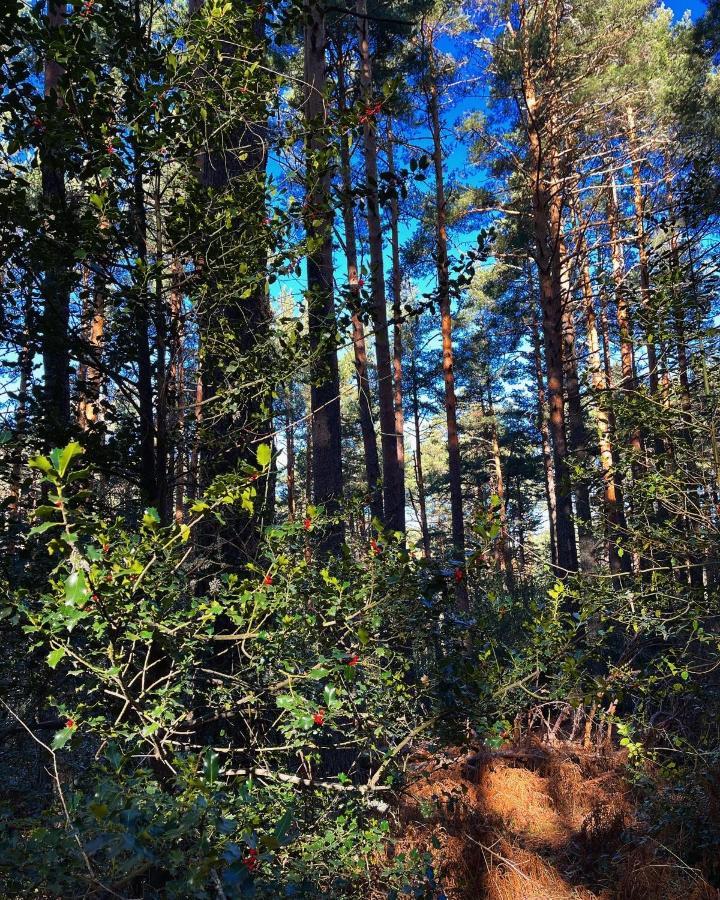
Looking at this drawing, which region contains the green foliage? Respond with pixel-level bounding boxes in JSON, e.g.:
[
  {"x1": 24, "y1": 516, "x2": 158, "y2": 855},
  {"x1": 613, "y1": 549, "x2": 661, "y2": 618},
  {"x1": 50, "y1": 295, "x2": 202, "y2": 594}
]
[{"x1": 1, "y1": 445, "x2": 444, "y2": 897}]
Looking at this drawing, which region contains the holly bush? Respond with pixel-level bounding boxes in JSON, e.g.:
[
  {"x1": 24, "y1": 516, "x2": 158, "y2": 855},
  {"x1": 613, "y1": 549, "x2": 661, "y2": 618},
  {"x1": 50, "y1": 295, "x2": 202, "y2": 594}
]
[{"x1": 0, "y1": 444, "x2": 442, "y2": 898}]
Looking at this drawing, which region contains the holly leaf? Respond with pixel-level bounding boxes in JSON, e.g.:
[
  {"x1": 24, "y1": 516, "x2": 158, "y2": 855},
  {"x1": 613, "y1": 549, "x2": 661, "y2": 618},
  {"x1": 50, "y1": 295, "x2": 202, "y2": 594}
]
[
  {"x1": 256, "y1": 443, "x2": 272, "y2": 468},
  {"x1": 51, "y1": 442, "x2": 84, "y2": 477},
  {"x1": 142, "y1": 507, "x2": 160, "y2": 528},
  {"x1": 52, "y1": 727, "x2": 74, "y2": 751},
  {"x1": 47, "y1": 648, "x2": 66, "y2": 669},
  {"x1": 64, "y1": 571, "x2": 88, "y2": 606},
  {"x1": 203, "y1": 749, "x2": 220, "y2": 786}
]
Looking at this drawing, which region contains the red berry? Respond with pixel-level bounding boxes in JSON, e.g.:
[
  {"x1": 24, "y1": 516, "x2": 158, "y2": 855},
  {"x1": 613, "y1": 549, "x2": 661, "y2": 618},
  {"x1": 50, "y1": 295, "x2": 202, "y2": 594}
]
[
  {"x1": 263, "y1": 575, "x2": 273, "y2": 586},
  {"x1": 313, "y1": 708, "x2": 325, "y2": 726},
  {"x1": 347, "y1": 655, "x2": 360, "y2": 667},
  {"x1": 370, "y1": 538, "x2": 381, "y2": 556},
  {"x1": 66, "y1": 719, "x2": 75, "y2": 729},
  {"x1": 102, "y1": 544, "x2": 110, "y2": 553},
  {"x1": 303, "y1": 517, "x2": 311, "y2": 531},
  {"x1": 454, "y1": 567, "x2": 464, "y2": 583},
  {"x1": 357, "y1": 278, "x2": 365, "y2": 288},
  {"x1": 243, "y1": 847, "x2": 259, "y2": 871}
]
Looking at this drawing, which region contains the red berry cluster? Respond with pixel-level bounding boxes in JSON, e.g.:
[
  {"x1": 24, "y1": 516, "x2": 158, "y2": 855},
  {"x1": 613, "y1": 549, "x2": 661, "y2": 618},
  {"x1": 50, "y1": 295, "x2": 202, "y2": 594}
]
[{"x1": 359, "y1": 100, "x2": 383, "y2": 125}]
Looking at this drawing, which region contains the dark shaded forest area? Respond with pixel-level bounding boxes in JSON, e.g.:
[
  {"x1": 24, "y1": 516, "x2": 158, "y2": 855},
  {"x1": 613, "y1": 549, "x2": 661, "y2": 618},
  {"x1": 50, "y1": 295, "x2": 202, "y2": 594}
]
[{"x1": 1, "y1": 0, "x2": 720, "y2": 896}]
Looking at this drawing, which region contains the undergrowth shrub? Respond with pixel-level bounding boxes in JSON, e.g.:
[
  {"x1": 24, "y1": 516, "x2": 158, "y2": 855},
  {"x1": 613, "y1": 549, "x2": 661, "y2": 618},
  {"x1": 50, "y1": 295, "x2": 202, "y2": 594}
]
[{"x1": 0, "y1": 443, "x2": 444, "y2": 898}]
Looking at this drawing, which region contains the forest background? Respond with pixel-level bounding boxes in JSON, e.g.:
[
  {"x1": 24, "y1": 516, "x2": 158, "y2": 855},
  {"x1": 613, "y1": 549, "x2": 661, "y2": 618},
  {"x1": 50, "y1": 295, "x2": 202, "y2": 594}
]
[{"x1": 1, "y1": 0, "x2": 720, "y2": 896}]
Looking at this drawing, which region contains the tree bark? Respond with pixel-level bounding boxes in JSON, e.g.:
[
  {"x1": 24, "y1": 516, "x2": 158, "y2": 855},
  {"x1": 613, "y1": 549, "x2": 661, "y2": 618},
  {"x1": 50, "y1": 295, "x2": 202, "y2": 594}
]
[
  {"x1": 519, "y1": 10, "x2": 577, "y2": 575},
  {"x1": 386, "y1": 125, "x2": 406, "y2": 522},
  {"x1": 40, "y1": 0, "x2": 71, "y2": 448},
  {"x1": 530, "y1": 301, "x2": 558, "y2": 568},
  {"x1": 168, "y1": 260, "x2": 185, "y2": 523},
  {"x1": 485, "y1": 376, "x2": 515, "y2": 591},
  {"x1": 426, "y1": 40, "x2": 467, "y2": 603},
  {"x1": 77, "y1": 274, "x2": 104, "y2": 433},
  {"x1": 190, "y1": 0, "x2": 274, "y2": 560},
  {"x1": 131, "y1": 139, "x2": 157, "y2": 508},
  {"x1": 305, "y1": 0, "x2": 344, "y2": 550},
  {"x1": 153, "y1": 171, "x2": 170, "y2": 523},
  {"x1": 579, "y1": 238, "x2": 630, "y2": 576},
  {"x1": 626, "y1": 107, "x2": 659, "y2": 396},
  {"x1": 336, "y1": 45, "x2": 382, "y2": 524},
  {"x1": 356, "y1": 0, "x2": 404, "y2": 533},
  {"x1": 285, "y1": 392, "x2": 296, "y2": 522},
  {"x1": 410, "y1": 351, "x2": 431, "y2": 558},
  {"x1": 560, "y1": 245, "x2": 595, "y2": 569}
]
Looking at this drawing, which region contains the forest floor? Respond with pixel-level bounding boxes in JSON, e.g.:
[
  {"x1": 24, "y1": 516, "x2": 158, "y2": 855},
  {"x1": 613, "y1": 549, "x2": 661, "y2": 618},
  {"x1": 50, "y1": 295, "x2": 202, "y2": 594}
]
[{"x1": 391, "y1": 739, "x2": 720, "y2": 899}]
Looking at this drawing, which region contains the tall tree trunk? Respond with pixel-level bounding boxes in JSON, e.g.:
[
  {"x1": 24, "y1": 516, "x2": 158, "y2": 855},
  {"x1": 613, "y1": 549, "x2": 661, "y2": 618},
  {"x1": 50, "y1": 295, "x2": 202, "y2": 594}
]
[
  {"x1": 305, "y1": 0, "x2": 343, "y2": 550},
  {"x1": 336, "y1": 46, "x2": 382, "y2": 524},
  {"x1": 190, "y1": 0, "x2": 273, "y2": 559},
  {"x1": 9, "y1": 292, "x2": 33, "y2": 526},
  {"x1": 626, "y1": 107, "x2": 659, "y2": 396},
  {"x1": 40, "y1": 0, "x2": 71, "y2": 447},
  {"x1": 132, "y1": 140, "x2": 157, "y2": 507},
  {"x1": 153, "y1": 171, "x2": 170, "y2": 523},
  {"x1": 579, "y1": 240, "x2": 630, "y2": 576},
  {"x1": 665, "y1": 166, "x2": 703, "y2": 588},
  {"x1": 410, "y1": 352, "x2": 431, "y2": 558},
  {"x1": 530, "y1": 301, "x2": 558, "y2": 568},
  {"x1": 386, "y1": 125, "x2": 406, "y2": 516},
  {"x1": 485, "y1": 376, "x2": 515, "y2": 591},
  {"x1": 188, "y1": 363, "x2": 202, "y2": 504},
  {"x1": 607, "y1": 171, "x2": 643, "y2": 465},
  {"x1": 356, "y1": 0, "x2": 404, "y2": 533},
  {"x1": 560, "y1": 244, "x2": 595, "y2": 569},
  {"x1": 285, "y1": 392, "x2": 296, "y2": 522},
  {"x1": 426, "y1": 40, "x2": 467, "y2": 601},
  {"x1": 664, "y1": 168, "x2": 692, "y2": 419},
  {"x1": 77, "y1": 276, "x2": 104, "y2": 432},
  {"x1": 168, "y1": 260, "x2": 185, "y2": 523},
  {"x1": 521, "y1": 19, "x2": 577, "y2": 574}
]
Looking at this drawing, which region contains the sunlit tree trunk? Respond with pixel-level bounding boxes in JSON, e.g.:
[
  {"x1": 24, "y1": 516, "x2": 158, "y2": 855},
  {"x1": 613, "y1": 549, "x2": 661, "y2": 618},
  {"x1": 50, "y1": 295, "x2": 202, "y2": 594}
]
[
  {"x1": 77, "y1": 274, "x2": 104, "y2": 433},
  {"x1": 520, "y1": 10, "x2": 577, "y2": 575}
]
